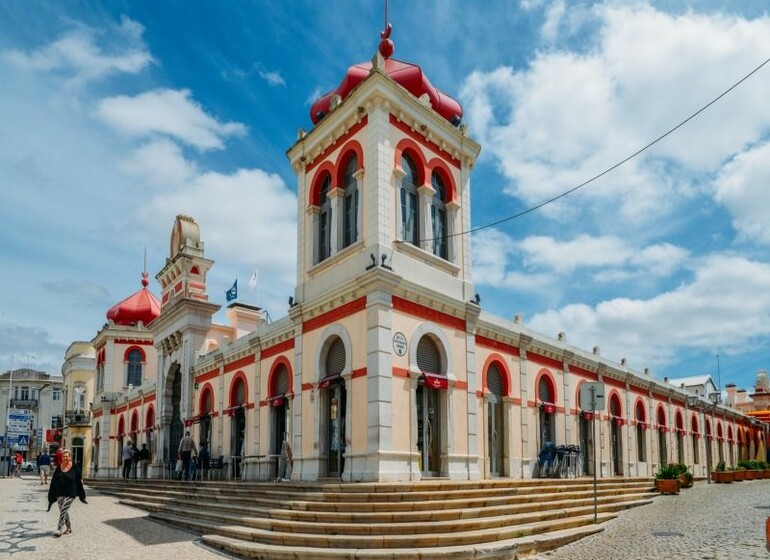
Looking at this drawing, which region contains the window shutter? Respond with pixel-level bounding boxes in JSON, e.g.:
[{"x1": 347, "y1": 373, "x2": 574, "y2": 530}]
[
  {"x1": 416, "y1": 336, "x2": 442, "y2": 375},
  {"x1": 610, "y1": 397, "x2": 620, "y2": 417},
  {"x1": 487, "y1": 363, "x2": 504, "y2": 397},
  {"x1": 538, "y1": 377, "x2": 553, "y2": 402},
  {"x1": 326, "y1": 337, "x2": 346, "y2": 376},
  {"x1": 234, "y1": 380, "x2": 246, "y2": 406},
  {"x1": 274, "y1": 364, "x2": 290, "y2": 396}
]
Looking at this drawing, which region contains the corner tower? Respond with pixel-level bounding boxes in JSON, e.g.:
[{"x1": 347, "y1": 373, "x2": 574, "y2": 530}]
[{"x1": 287, "y1": 26, "x2": 481, "y2": 306}]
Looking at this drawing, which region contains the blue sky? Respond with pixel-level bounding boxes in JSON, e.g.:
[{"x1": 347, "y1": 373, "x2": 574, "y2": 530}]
[{"x1": 1, "y1": 1, "x2": 769, "y2": 396}]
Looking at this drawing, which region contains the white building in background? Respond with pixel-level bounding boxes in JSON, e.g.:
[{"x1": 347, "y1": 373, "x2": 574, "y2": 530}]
[{"x1": 0, "y1": 367, "x2": 63, "y2": 470}]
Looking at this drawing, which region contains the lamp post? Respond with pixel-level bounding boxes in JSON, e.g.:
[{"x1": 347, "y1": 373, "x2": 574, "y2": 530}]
[
  {"x1": 687, "y1": 394, "x2": 712, "y2": 484},
  {"x1": 3, "y1": 356, "x2": 14, "y2": 478}
]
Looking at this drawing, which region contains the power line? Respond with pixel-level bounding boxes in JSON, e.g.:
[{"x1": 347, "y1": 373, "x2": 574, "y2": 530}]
[{"x1": 443, "y1": 54, "x2": 770, "y2": 241}]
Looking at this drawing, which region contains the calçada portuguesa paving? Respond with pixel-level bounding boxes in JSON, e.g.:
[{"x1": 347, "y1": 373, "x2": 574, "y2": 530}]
[
  {"x1": 531, "y1": 478, "x2": 770, "y2": 560},
  {"x1": 0, "y1": 473, "x2": 768, "y2": 559},
  {"x1": 0, "y1": 474, "x2": 232, "y2": 560}
]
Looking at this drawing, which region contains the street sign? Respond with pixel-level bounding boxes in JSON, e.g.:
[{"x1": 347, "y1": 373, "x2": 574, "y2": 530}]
[
  {"x1": 579, "y1": 382, "x2": 606, "y2": 412},
  {"x1": 16, "y1": 435, "x2": 29, "y2": 446}
]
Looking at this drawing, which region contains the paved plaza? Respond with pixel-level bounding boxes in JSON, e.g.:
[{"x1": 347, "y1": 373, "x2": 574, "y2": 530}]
[
  {"x1": 533, "y1": 479, "x2": 770, "y2": 560},
  {"x1": 0, "y1": 474, "x2": 231, "y2": 560},
  {"x1": 0, "y1": 474, "x2": 767, "y2": 559}
]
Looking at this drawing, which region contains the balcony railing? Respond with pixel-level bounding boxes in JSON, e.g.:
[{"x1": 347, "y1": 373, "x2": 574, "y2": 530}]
[
  {"x1": 64, "y1": 410, "x2": 91, "y2": 426},
  {"x1": 10, "y1": 398, "x2": 38, "y2": 409}
]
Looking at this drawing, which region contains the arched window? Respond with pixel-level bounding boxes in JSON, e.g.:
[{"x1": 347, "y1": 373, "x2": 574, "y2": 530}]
[
  {"x1": 487, "y1": 363, "x2": 504, "y2": 400},
  {"x1": 325, "y1": 337, "x2": 346, "y2": 377},
  {"x1": 272, "y1": 363, "x2": 290, "y2": 397},
  {"x1": 318, "y1": 173, "x2": 332, "y2": 262},
  {"x1": 431, "y1": 171, "x2": 448, "y2": 259},
  {"x1": 342, "y1": 155, "x2": 358, "y2": 248},
  {"x1": 636, "y1": 400, "x2": 647, "y2": 462},
  {"x1": 538, "y1": 376, "x2": 554, "y2": 403},
  {"x1": 232, "y1": 378, "x2": 246, "y2": 407},
  {"x1": 127, "y1": 349, "x2": 143, "y2": 387},
  {"x1": 416, "y1": 336, "x2": 442, "y2": 375},
  {"x1": 400, "y1": 154, "x2": 420, "y2": 246}
]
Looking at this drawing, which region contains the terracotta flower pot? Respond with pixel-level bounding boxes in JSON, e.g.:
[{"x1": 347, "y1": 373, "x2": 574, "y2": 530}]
[
  {"x1": 678, "y1": 474, "x2": 693, "y2": 488},
  {"x1": 734, "y1": 469, "x2": 747, "y2": 481},
  {"x1": 711, "y1": 470, "x2": 734, "y2": 483},
  {"x1": 655, "y1": 479, "x2": 680, "y2": 495}
]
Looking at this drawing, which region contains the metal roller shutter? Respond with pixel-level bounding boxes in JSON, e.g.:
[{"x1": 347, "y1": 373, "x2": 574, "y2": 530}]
[
  {"x1": 538, "y1": 377, "x2": 553, "y2": 403},
  {"x1": 274, "y1": 364, "x2": 289, "y2": 396},
  {"x1": 416, "y1": 336, "x2": 442, "y2": 375},
  {"x1": 326, "y1": 337, "x2": 346, "y2": 376},
  {"x1": 487, "y1": 363, "x2": 504, "y2": 397}
]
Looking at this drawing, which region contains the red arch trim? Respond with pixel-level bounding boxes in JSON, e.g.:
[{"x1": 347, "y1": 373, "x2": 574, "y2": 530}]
[
  {"x1": 130, "y1": 410, "x2": 139, "y2": 432},
  {"x1": 394, "y1": 138, "x2": 428, "y2": 186},
  {"x1": 198, "y1": 382, "x2": 215, "y2": 414},
  {"x1": 634, "y1": 398, "x2": 646, "y2": 422},
  {"x1": 123, "y1": 345, "x2": 146, "y2": 362},
  {"x1": 145, "y1": 405, "x2": 155, "y2": 429},
  {"x1": 268, "y1": 356, "x2": 294, "y2": 398},
  {"x1": 656, "y1": 404, "x2": 667, "y2": 426},
  {"x1": 117, "y1": 415, "x2": 126, "y2": 434},
  {"x1": 690, "y1": 414, "x2": 699, "y2": 433},
  {"x1": 308, "y1": 163, "x2": 336, "y2": 207},
  {"x1": 229, "y1": 371, "x2": 249, "y2": 408},
  {"x1": 675, "y1": 410, "x2": 685, "y2": 430},
  {"x1": 426, "y1": 158, "x2": 457, "y2": 203},
  {"x1": 534, "y1": 368, "x2": 557, "y2": 404},
  {"x1": 334, "y1": 141, "x2": 364, "y2": 188},
  {"x1": 608, "y1": 390, "x2": 622, "y2": 417},
  {"x1": 481, "y1": 353, "x2": 510, "y2": 397}
]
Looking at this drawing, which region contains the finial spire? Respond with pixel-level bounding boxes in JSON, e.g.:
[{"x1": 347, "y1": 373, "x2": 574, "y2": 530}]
[
  {"x1": 141, "y1": 247, "x2": 149, "y2": 287},
  {"x1": 379, "y1": 0, "x2": 394, "y2": 59}
]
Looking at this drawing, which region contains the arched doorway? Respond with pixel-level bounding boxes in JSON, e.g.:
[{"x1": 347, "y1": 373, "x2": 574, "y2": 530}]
[
  {"x1": 691, "y1": 415, "x2": 700, "y2": 465},
  {"x1": 198, "y1": 388, "x2": 213, "y2": 450},
  {"x1": 167, "y1": 363, "x2": 184, "y2": 464},
  {"x1": 486, "y1": 361, "x2": 505, "y2": 477},
  {"x1": 145, "y1": 406, "x2": 155, "y2": 465},
  {"x1": 269, "y1": 361, "x2": 291, "y2": 478},
  {"x1": 230, "y1": 376, "x2": 247, "y2": 478},
  {"x1": 117, "y1": 415, "x2": 126, "y2": 470},
  {"x1": 609, "y1": 394, "x2": 623, "y2": 476},
  {"x1": 320, "y1": 336, "x2": 347, "y2": 477},
  {"x1": 675, "y1": 412, "x2": 685, "y2": 464},
  {"x1": 537, "y1": 374, "x2": 556, "y2": 451},
  {"x1": 705, "y1": 419, "x2": 713, "y2": 469},
  {"x1": 635, "y1": 400, "x2": 647, "y2": 465},
  {"x1": 717, "y1": 423, "x2": 724, "y2": 464},
  {"x1": 727, "y1": 426, "x2": 734, "y2": 466},
  {"x1": 93, "y1": 422, "x2": 100, "y2": 475},
  {"x1": 416, "y1": 335, "x2": 446, "y2": 477},
  {"x1": 656, "y1": 406, "x2": 667, "y2": 466}
]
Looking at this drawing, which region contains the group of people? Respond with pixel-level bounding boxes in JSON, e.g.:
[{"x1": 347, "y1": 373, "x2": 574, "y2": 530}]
[{"x1": 120, "y1": 440, "x2": 152, "y2": 479}]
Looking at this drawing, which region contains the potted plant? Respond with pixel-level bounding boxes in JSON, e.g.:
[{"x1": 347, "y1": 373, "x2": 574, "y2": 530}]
[
  {"x1": 671, "y1": 463, "x2": 694, "y2": 488},
  {"x1": 711, "y1": 461, "x2": 734, "y2": 483},
  {"x1": 654, "y1": 464, "x2": 680, "y2": 494}
]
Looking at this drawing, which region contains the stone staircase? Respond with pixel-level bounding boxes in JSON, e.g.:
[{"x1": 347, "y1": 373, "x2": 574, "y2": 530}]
[{"x1": 85, "y1": 477, "x2": 656, "y2": 559}]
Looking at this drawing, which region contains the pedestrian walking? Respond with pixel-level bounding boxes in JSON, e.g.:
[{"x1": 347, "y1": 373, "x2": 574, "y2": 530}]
[
  {"x1": 198, "y1": 442, "x2": 210, "y2": 481},
  {"x1": 38, "y1": 448, "x2": 51, "y2": 484},
  {"x1": 13, "y1": 452, "x2": 22, "y2": 477},
  {"x1": 277, "y1": 434, "x2": 293, "y2": 481},
  {"x1": 130, "y1": 442, "x2": 140, "y2": 479},
  {"x1": 177, "y1": 431, "x2": 197, "y2": 481},
  {"x1": 121, "y1": 440, "x2": 133, "y2": 479},
  {"x1": 47, "y1": 448, "x2": 87, "y2": 537},
  {"x1": 138, "y1": 443, "x2": 151, "y2": 479}
]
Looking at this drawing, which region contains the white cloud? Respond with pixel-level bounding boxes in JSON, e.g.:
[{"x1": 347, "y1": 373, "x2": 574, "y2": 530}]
[
  {"x1": 2, "y1": 16, "x2": 152, "y2": 84},
  {"x1": 714, "y1": 141, "x2": 770, "y2": 244},
  {"x1": 259, "y1": 70, "x2": 286, "y2": 87},
  {"x1": 541, "y1": 1, "x2": 565, "y2": 43},
  {"x1": 139, "y1": 168, "x2": 298, "y2": 285},
  {"x1": 120, "y1": 139, "x2": 198, "y2": 187},
  {"x1": 527, "y1": 254, "x2": 770, "y2": 369},
  {"x1": 96, "y1": 89, "x2": 247, "y2": 150},
  {"x1": 460, "y1": 5, "x2": 770, "y2": 231}
]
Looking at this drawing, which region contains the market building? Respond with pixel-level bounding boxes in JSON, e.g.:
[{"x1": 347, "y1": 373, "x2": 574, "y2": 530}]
[{"x1": 84, "y1": 26, "x2": 766, "y2": 482}]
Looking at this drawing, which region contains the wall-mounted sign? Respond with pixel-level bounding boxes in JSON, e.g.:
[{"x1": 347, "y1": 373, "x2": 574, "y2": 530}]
[{"x1": 393, "y1": 332, "x2": 407, "y2": 356}]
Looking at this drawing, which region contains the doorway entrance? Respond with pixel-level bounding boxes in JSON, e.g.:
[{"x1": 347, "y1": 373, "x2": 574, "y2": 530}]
[{"x1": 417, "y1": 381, "x2": 441, "y2": 476}]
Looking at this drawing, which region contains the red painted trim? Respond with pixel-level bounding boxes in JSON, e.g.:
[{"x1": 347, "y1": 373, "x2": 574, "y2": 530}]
[
  {"x1": 475, "y1": 335, "x2": 520, "y2": 357},
  {"x1": 142, "y1": 394, "x2": 156, "y2": 404},
  {"x1": 123, "y1": 345, "x2": 147, "y2": 362},
  {"x1": 228, "y1": 371, "x2": 249, "y2": 408},
  {"x1": 129, "y1": 398, "x2": 142, "y2": 410},
  {"x1": 268, "y1": 357, "x2": 293, "y2": 398},
  {"x1": 334, "y1": 140, "x2": 365, "y2": 189},
  {"x1": 394, "y1": 137, "x2": 428, "y2": 186},
  {"x1": 608, "y1": 390, "x2": 623, "y2": 417},
  {"x1": 189, "y1": 281, "x2": 205, "y2": 290},
  {"x1": 114, "y1": 339, "x2": 153, "y2": 346},
  {"x1": 569, "y1": 365, "x2": 598, "y2": 380},
  {"x1": 392, "y1": 296, "x2": 465, "y2": 331},
  {"x1": 302, "y1": 297, "x2": 367, "y2": 333},
  {"x1": 534, "y1": 368, "x2": 558, "y2": 405},
  {"x1": 393, "y1": 367, "x2": 410, "y2": 378},
  {"x1": 262, "y1": 338, "x2": 295, "y2": 359},
  {"x1": 198, "y1": 383, "x2": 215, "y2": 415},
  {"x1": 162, "y1": 293, "x2": 169, "y2": 304},
  {"x1": 306, "y1": 115, "x2": 368, "y2": 172},
  {"x1": 114, "y1": 405, "x2": 128, "y2": 414},
  {"x1": 308, "y1": 162, "x2": 336, "y2": 207},
  {"x1": 195, "y1": 368, "x2": 220, "y2": 383},
  {"x1": 301, "y1": 382, "x2": 314, "y2": 391},
  {"x1": 351, "y1": 367, "x2": 367, "y2": 379},
  {"x1": 92, "y1": 409, "x2": 103, "y2": 418},
  {"x1": 528, "y1": 353, "x2": 562, "y2": 371},
  {"x1": 426, "y1": 158, "x2": 457, "y2": 203},
  {"x1": 174, "y1": 281, "x2": 183, "y2": 293},
  {"x1": 224, "y1": 355, "x2": 256, "y2": 373},
  {"x1": 601, "y1": 376, "x2": 626, "y2": 390},
  {"x1": 480, "y1": 354, "x2": 511, "y2": 397},
  {"x1": 390, "y1": 114, "x2": 460, "y2": 168},
  {"x1": 634, "y1": 397, "x2": 647, "y2": 423},
  {"x1": 145, "y1": 405, "x2": 155, "y2": 428},
  {"x1": 453, "y1": 379, "x2": 468, "y2": 390},
  {"x1": 476, "y1": 390, "x2": 484, "y2": 398}
]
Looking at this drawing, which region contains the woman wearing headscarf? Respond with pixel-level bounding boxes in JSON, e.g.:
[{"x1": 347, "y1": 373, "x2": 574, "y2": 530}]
[{"x1": 47, "y1": 449, "x2": 87, "y2": 537}]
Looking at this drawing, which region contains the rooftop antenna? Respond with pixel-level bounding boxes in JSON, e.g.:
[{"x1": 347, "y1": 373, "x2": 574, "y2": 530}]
[{"x1": 716, "y1": 353, "x2": 721, "y2": 392}]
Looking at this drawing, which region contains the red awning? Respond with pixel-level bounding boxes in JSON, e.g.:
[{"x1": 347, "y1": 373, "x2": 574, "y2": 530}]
[
  {"x1": 637, "y1": 421, "x2": 649, "y2": 429},
  {"x1": 319, "y1": 375, "x2": 341, "y2": 389},
  {"x1": 269, "y1": 396, "x2": 286, "y2": 407},
  {"x1": 423, "y1": 373, "x2": 448, "y2": 390},
  {"x1": 612, "y1": 416, "x2": 624, "y2": 426},
  {"x1": 581, "y1": 411, "x2": 594, "y2": 420},
  {"x1": 540, "y1": 402, "x2": 556, "y2": 414}
]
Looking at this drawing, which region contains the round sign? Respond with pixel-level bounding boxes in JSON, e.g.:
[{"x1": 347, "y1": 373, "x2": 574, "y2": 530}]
[{"x1": 393, "y1": 332, "x2": 407, "y2": 356}]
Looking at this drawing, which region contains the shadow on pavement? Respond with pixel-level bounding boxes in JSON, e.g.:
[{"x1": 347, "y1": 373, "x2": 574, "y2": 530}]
[{"x1": 103, "y1": 517, "x2": 194, "y2": 546}]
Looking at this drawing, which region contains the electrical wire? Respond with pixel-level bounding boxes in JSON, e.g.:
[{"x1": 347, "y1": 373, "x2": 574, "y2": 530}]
[{"x1": 435, "y1": 54, "x2": 770, "y2": 242}]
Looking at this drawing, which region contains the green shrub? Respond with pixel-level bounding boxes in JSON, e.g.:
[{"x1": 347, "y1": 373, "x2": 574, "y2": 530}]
[
  {"x1": 715, "y1": 461, "x2": 726, "y2": 472},
  {"x1": 655, "y1": 464, "x2": 680, "y2": 480}
]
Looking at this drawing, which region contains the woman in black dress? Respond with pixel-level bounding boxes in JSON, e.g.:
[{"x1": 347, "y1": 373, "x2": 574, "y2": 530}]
[{"x1": 47, "y1": 449, "x2": 87, "y2": 536}]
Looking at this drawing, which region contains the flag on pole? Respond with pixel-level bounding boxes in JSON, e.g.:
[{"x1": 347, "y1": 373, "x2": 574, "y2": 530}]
[
  {"x1": 226, "y1": 279, "x2": 238, "y2": 302},
  {"x1": 249, "y1": 269, "x2": 259, "y2": 291}
]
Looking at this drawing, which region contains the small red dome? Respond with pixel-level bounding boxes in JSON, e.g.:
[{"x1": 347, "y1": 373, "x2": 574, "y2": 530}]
[
  {"x1": 310, "y1": 57, "x2": 463, "y2": 126},
  {"x1": 106, "y1": 272, "x2": 161, "y2": 326}
]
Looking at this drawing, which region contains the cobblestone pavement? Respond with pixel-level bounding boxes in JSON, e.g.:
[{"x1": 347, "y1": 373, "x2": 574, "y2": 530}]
[
  {"x1": 0, "y1": 474, "x2": 233, "y2": 559},
  {"x1": 532, "y1": 479, "x2": 770, "y2": 560}
]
